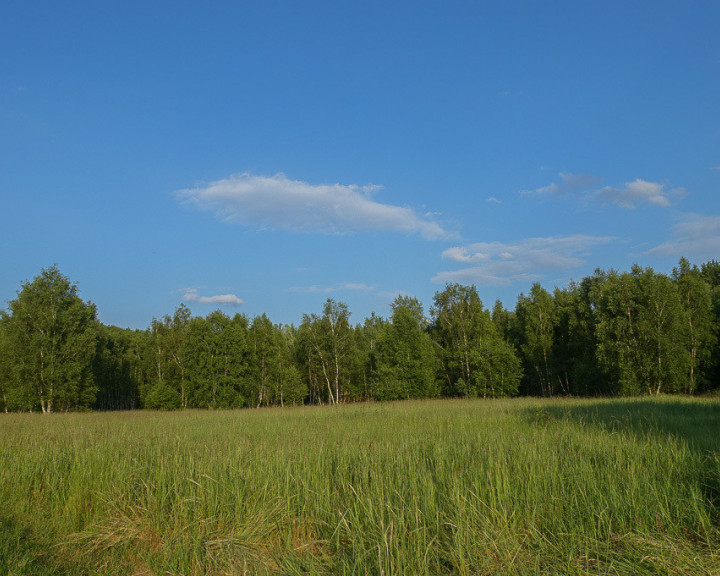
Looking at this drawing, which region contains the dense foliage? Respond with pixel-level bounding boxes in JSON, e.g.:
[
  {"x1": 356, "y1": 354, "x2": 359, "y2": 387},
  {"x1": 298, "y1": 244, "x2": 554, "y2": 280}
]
[{"x1": 1, "y1": 258, "x2": 719, "y2": 412}]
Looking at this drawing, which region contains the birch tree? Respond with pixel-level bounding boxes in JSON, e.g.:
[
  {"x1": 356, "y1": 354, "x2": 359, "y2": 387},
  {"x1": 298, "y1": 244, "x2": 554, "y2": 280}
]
[
  {"x1": 354, "y1": 313, "x2": 387, "y2": 401},
  {"x1": 299, "y1": 299, "x2": 355, "y2": 404},
  {"x1": 183, "y1": 312, "x2": 250, "y2": 408},
  {"x1": 374, "y1": 296, "x2": 437, "y2": 400},
  {"x1": 430, "y1": 284, "x2": 519, "y2": 397},
  {"x1": 3, "y1": 266, "x2": 98, "y2": 412},
  {"x1": 673, "y1": 258, "x2": 715, "y2": 393},
  {"x1": 594, "y1": 266, "x2": 687, "y2": 395},
  {"x1": 514, "y1": 283, "x2": 557, "y2": 396},
  {"x1": 248, "y1": 314, "x2": 303, "y2": 407},
  {"x1": 430, "y1": 283, "x2": 487, "y2": 395}
]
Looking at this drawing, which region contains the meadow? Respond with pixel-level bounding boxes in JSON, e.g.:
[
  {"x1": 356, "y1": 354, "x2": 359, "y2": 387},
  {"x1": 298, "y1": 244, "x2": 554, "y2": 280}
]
[{"x1": 1, "y1": 397, "x2": 719, "y2": 575}]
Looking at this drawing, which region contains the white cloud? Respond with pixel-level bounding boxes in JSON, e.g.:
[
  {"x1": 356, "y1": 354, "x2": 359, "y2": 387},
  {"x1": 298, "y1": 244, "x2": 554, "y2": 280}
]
[
  {"x1": 487, "y1": 197, "x2": 502, "y2": 204},
  {"x1": 286, "y1": 282, "x2": 377, "y2": 294},
  {"x1": 435, "y1": 234, "x2": 615, "y2": 286},
  {"x1": 558, "y1": 172, "x2": 601, "y2": 190},
  {"x1": 522, "y1": 173, "x2": 683, "y2": 209},
  {"x1": 530, "y1": 182, "x2": 561, "y2": 196},
  {"x1": 522, "y1": 172, "x2": 600, "y2": 197},
  {"x1": 440, "y1": 246, "x2": 490, "y2": 263},
  {"x1": 182, "y1": 289, "x2": 244, "y2": 306},
  {"x1": 596, "y1": 179, "x2": 684, "y2": 209},
  {"x1": 177, "y1": 173, "x2": 448, "y2": 240},
  {"x1": 646, "y1": 213, "x2": 720, "y2": 260}
]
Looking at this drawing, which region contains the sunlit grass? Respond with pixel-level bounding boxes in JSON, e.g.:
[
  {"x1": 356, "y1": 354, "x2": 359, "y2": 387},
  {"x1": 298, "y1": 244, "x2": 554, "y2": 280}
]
[{"x1": 1, "y1": 397, "x2": 719, "y2": 575}]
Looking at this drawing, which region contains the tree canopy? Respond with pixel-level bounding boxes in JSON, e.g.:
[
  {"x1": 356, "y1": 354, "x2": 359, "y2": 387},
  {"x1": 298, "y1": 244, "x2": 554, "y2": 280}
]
[
  {"x1": 1, "y1": 265, "x2": 98, "y2": 412},
  {"x1": 2, "y1": 259, "x2": 719, "y2": 413}
]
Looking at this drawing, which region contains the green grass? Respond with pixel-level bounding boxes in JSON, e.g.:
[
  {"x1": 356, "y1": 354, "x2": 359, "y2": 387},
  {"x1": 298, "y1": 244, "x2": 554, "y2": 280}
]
[{"x1": 1, "y1": 397, "x2": 719, "y2": 575}]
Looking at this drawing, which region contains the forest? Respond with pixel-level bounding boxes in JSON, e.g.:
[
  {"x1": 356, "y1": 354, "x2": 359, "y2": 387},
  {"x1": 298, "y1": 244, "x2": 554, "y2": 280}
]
[{"x1": 1, "y1": 258, "x2": 719, "y2": 413}]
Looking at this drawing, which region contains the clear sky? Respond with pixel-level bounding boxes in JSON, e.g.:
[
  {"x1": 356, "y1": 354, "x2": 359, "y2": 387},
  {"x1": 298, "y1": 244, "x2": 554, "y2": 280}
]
[{"x1": 2, "y1": 1, "x2": 719, "y2": 329}]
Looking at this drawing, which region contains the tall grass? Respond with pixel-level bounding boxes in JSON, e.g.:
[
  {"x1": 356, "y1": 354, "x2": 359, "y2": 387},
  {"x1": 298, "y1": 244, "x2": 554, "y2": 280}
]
[{"x1": 1, "y1": 397, "x2": 719, "y2": 575}]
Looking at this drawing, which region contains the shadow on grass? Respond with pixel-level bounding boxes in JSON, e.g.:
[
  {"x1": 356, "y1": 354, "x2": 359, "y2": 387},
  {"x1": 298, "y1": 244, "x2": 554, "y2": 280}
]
[
  {"x1": 0, "y1": 514, "x2": 73, "y2": 576},
  {"x1": 535, "y1": 397, "x2": 720, "y2": 454},
  {"x1": 529, "y1": 397, "x2": 720, "y2": 523}
]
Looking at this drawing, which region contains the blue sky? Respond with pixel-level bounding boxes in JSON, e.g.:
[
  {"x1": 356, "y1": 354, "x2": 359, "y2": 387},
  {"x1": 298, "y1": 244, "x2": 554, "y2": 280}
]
[{"x1": 2, "y1": 1, "x2": 719, "y2": 329}]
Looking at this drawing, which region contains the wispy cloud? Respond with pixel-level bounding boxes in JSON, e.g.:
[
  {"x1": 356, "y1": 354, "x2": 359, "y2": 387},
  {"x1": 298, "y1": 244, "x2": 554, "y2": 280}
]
[
  {"x1": 597, "y1": 179, "x2": 685, "y2": 209},
  {"x1": 522, "y1": 172, "x2": 601, "y2": 197},
  {"x1": 434, "y1": 234, "x2": 615, "y2": 286},
  {"x1": 182, "y1": 289, "x2": 244, "y2": 306},
  {"x1": 486, "y1": 197, "x2": 502, "y2": 204},
  {"x1": 523, "y1": 173, "x2": 684, "y2": 209},
  {"x1": 177, "y1": 173, "x2": 448, "y2": 240},
  {"x1": 646, "y1": 213, "x2": 720, "y2": 260},
  {"x1": 711, "y1": 166, "x2": 720, "y2": 172},
  {"x1": 287, "y1": 282, "x2": 377, "y2": 294}
]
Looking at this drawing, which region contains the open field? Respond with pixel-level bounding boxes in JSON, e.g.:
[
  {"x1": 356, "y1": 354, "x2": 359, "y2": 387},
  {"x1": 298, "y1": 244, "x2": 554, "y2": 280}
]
[{"x1": 1, "y1": 397, "x2": 719, "y2": 575}]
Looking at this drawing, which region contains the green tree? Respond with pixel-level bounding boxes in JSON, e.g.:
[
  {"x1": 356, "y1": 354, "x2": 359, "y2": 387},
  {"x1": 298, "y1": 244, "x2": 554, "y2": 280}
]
[
  {"x1": 673, "y1": 258, "x2": 715, "y2": 393},
  {"x1": 430, "y1": 283, "x2": 486, "y2": 395},
  {"x1": 2, "y1": 266, "x2": 98, "y2": 412},
  {"x1": 374, "y1": 296, "x2": 437, "y2": 400},
  {"x1": 700, "y1": 259, "x2": 720, "y2": 288},
  {"x1": 469, "y1": 337, "x2": 522, "y2": 398},
  {"x1": 431, "y1": 284, "x2": 520, "y2": 397},
  {"x1": 0, "y1": 315, "x2": 16, "y2": 412},
  {"x1": 249, "y1": 314, "x2": 278, "y2": 406},
  {"x1": 299, "y1": 299, "x2": 356, "y2": 404},
  {"x1": 146, "y1": 305, "x2": 192, "y2": 408},
  {"x1": 92, "y1": 324, "x2": 142, "y2": 410},
  {"x1": 594, "y1": 266, "x2": 688, "y2": 395},
  {"x1": 551, "y1": 281, "x2": 607, "y2": 396},
  {"x1": 144, "y1": 380, "x2": 182, "y2": 410},
  {"x1": 514, "y1": 283, "x2": 557, "y2": 396},
  {"x1": 353, "y1": 313, "x2": 387, "y2": 401},
  {"x1": 491, "y1": 299, "x2": 512, "y2": 340},
  {"x1": 700, "y1": 259, "x2": 720, "y2": 391},
  {"x1": 248, "y1": 315, "x2": 304, "y2": 407},
  {"x1": 274, "y1": 324, "x2": 307, "y2": 406},
  {"x1": 182, "y1": 311, "x2": 250, "y2": 408}
]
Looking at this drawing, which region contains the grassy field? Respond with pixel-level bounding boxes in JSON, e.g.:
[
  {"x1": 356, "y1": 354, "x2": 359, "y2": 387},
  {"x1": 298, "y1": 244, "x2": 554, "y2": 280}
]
[{"x1": 1, "y1": 397, "x2": 719, "y2": 575}]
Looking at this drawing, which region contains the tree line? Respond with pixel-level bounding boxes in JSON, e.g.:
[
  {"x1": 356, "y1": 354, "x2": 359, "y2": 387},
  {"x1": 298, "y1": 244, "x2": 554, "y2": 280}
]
[{"x1": 1, "y1": 259, "x2": 719, "y2": 412}]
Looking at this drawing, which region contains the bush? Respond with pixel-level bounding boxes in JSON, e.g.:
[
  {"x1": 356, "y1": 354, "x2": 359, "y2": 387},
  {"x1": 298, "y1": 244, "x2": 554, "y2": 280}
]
[{"x1": 143, "y1": 381, "x2": 182, "y2": 410}]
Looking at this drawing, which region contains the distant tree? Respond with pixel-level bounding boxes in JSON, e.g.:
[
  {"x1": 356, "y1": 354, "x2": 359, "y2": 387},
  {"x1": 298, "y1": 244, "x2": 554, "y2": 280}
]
[
  {"x1": 2, "y1": 266, "x2": 98, "y2": 412},
  {"x1": 390, "y1": 295, "x2": 427, "y2": 327},
  {"x1": 700, "y1": 259, "x2": 720, "y2": 391},
  {"x1": 431, "y1": 284, "x2": 520, "y2": 397},
  {"x1": 594, "y1": 266, "x2": 688, "y2": 395},
  {"x1": 469, "y1": 337, "x2": 522, "y2": 398},
  {"x1": 125, "y1": 329, "x2": 155, "y2": 405},
  {"x1": 700, "y1": 259, "x2": 720, "y2": 289},
  {"x1": 146, "y1": 305, "x2": 192, "y2": 408},
  {"x1": 491, "y1": 299, "x2": 512, "y2": 341},
  {"x1": 430, "y1": 283, "x2": 487, "y2": 395},
  {"x1": 183, "y1": 311, "x2": 250, "y2": 408},
  {"x1": 249, "y1": 314, "x2": 279, "y2": 407},
  {"x1": 92, "y1": 324, "x2": 142, "y2": 410},
  {"x1": 144, "y1": 380, "x2": 182, "y2": 410},
  {"x1": 274, "y1": 324, "x2": 307, "y2": 406},
  {"x1": 673, "y1": 258, "x2": 715, "y2": 393},
  {"x1": 298, "y1": 299, "x2": 355, "y2": 404},
  {"x1": 248, "y1": 315, "x2": 304, "y2": 407},
  {"x1": 353, "y1": 313, "x2": 387, "y2": 401},
  {"x1": 550, "y1": 286, "x2": 576, "y2": 395},
  {"x1": 374, "y1": 296, "x2": 438, "y2": 400},
  {"x1": 514, "y1": 283, "x2": 557, "y2": 396},
  {"x1": 0, "y1": 315, "x2": 15, "y2": 412}
]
